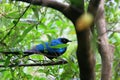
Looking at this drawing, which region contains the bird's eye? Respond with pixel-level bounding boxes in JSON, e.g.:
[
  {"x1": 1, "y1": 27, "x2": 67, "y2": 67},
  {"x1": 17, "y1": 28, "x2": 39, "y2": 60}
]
[
  {"x1": 61, "y1": 39, "x2": 68, "y2": 43},
  {"x1": 60, "y1": 38, "x2": 71, "y2": 44},
  {"x1": 63, "y1": 39, "x2": 66, "y2": 42}
]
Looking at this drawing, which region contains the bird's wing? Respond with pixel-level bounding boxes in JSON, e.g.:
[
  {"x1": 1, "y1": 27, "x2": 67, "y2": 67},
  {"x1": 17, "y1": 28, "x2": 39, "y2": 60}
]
[{"x1": 48, "y1": 39, "x2": 66, "y2": 54}]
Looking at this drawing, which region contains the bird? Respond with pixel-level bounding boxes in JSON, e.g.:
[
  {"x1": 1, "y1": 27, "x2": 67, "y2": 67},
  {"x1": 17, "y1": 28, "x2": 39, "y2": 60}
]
[{"x1": 25, "y1": 38, "x2": 71, "y2": 60}]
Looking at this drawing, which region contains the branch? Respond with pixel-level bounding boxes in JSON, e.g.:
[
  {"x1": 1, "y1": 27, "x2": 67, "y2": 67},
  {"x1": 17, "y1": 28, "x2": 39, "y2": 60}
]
[
  {"x1": 88, "y1": 0, "x2": 100, "y2": 18},
  {"x1": 14, "y1": 0, "x2": 69, "y2": 11},
  {"x1": 0, "y1": 60, "x2": 68, "y2": 67},
  {"x1": 108, "y1": 29, "x2": 120, "y2": 33},
  {"x1": 14, "y1": 0, "x2": 83, "y2": 23},
  {"x1": 15, "y1": 0, "x2": 69, "y2": 17},
  {"x1": 88, "y1": 0, "x2": 100, "y2": 32},
  {"x1": 0, "y1": 52, "x2": 68, "y2": 67}
]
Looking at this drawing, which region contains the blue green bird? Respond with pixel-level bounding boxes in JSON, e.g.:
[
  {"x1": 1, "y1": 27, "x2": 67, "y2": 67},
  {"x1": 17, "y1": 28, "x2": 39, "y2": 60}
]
[{"x1": 26, "y1": 38, "x2": 71, "y2": 59}]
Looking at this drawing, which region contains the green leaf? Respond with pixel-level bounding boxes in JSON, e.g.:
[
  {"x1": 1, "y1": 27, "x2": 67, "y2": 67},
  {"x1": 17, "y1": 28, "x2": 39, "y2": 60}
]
[
  {"x1": 6, "y1": 11, "x2": 20, "y2": 18},
  {"x1": 22, "y1": 26, "x2": 34, "y2": 38},
  {"x1": 4, "y1": 56, "x2": 11, "y2": 67},
  {"x1": 13, "y1": 26, "x2": 34, "y2": 46},
  {"x1": 69, "y1": 0, "x2": 82, "y2": 7},
  {"x1": 50, "y1": 44, "x2": 69, "y2": 48},
  {"x1": 32, "y1": 6, "x2": 39, "y2": 20}
]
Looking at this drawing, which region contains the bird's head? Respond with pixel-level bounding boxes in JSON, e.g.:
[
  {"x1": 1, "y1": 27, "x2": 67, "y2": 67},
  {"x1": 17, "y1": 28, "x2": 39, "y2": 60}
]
[{"x1": 58, "y1": 38, "x2": 72, "y2": 44}]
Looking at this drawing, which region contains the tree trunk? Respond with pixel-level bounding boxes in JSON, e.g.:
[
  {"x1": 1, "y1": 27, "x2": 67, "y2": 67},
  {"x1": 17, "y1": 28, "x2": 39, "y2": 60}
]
[
  {"x1": 96, "y1": 0, "x2": 114, "y2": 80},
  {"x1": 76, "y1": 29, "x2": 95, "y2": 80}
]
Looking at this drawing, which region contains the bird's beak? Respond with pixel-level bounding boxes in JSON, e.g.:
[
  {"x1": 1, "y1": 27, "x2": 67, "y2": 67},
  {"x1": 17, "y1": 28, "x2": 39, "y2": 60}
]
[{"x1": 68, "y1": 40, "x2": 72, "y2": 42}]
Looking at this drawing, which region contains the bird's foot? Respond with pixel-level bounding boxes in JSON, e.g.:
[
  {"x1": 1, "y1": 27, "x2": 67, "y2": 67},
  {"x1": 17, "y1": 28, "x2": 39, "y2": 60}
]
[
  {"x1": 28, "y1": 58, "x2": 50, "y2": 64},
  {"x1": 53, "y1": 57, "x2": 68, "y2": 64}
]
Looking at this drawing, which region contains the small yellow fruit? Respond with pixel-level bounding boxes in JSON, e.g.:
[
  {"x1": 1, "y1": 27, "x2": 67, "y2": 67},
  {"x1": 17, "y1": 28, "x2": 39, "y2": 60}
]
[{"x1": 76, "y1": 13, "x2": 93, "y2": 31}]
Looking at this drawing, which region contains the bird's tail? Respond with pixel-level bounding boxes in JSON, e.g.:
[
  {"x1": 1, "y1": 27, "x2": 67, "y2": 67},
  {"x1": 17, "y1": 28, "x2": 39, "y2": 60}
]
[
  {"x1": 0, "y1": 48, "x2": 41, "y2": 57},
  {"x1": 24, "y1": 48, "x2": 40, "y2": 56}
]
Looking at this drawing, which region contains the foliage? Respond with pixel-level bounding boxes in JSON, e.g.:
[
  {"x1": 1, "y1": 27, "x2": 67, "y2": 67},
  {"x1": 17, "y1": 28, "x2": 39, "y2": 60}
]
[
  {"x1": 0, "y1": 0, "x2": 120, "y2": 80},
  {"x1": 0, "y1": 0, "x2": 77, "y2": 80}
]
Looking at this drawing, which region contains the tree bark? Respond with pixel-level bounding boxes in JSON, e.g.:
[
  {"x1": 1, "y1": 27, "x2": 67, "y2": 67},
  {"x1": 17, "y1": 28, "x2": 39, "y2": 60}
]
[
  {"x1": 95, "y1": 0, "x2": 114, "y2": 80},
  {"x1": 75, "y1": 1, "x2": 100, "y2": 80},
  {"x1": 76, "y1": 29, "x2": 95, "y2": 80}
]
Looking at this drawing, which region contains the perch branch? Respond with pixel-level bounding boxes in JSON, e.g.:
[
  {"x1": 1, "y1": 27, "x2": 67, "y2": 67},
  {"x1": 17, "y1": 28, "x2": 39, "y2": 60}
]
[{"x1": 0, "y1": 60, "x2": 68, "y2": 67}]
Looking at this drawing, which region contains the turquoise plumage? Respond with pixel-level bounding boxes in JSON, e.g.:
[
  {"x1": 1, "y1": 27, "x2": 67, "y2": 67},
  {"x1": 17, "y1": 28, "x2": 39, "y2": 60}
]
[{"x1": 26, "y1": 38, "x2": 71, "y2": 59}]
